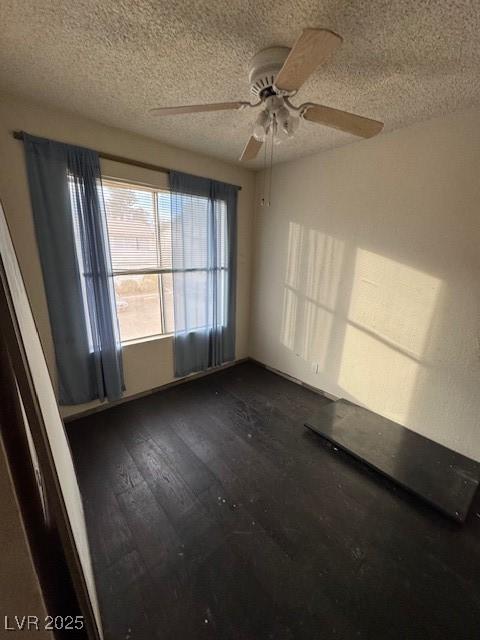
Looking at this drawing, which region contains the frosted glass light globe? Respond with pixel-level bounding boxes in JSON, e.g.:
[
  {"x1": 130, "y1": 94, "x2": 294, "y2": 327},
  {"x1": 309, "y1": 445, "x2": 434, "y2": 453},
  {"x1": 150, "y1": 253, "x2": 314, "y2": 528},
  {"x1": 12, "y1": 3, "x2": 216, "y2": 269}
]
[{"x1": 253, "y1": 110, "x2": 269, "y2": 142}]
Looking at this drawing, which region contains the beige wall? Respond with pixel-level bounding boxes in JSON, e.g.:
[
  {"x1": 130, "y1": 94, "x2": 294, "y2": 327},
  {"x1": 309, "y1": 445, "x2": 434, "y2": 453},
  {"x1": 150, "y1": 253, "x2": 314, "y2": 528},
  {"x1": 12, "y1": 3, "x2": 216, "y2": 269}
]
[
  {"x1": 0, "y1": 93, "x2": 256, "y2": 418},
  {"x1": 250, "y1": 107, "x2": 480, "y2": 461}
]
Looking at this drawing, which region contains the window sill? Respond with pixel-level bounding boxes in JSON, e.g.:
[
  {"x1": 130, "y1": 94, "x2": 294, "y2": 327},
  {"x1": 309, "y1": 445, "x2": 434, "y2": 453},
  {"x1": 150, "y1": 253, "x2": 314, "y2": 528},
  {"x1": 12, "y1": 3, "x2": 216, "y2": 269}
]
[{"x1": 121, "y1": 332, "x2": 173, "y2": 348}]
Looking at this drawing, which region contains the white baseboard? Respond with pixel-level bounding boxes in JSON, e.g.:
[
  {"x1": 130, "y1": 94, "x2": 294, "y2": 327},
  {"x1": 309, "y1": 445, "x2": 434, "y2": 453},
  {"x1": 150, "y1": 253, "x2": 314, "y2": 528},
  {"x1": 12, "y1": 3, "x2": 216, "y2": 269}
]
[{"x1": 248, "y1": 358, "x2": 339, "y2": 401}]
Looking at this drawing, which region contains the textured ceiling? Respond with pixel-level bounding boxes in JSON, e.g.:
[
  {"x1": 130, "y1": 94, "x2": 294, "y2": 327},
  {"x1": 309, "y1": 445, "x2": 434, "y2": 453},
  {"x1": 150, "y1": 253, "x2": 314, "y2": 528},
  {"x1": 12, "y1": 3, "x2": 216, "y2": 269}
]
[{"x1": 1, "y1": 0, "x2": 480, "y2": 168}]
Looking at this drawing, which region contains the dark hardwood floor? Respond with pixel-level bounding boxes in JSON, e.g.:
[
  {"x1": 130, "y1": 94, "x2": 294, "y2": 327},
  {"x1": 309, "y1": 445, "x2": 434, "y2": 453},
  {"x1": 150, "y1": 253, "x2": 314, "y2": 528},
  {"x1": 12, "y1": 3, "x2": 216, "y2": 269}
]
[{"x1": 67, "y1": 361, "x2": 480, "y2": 640}]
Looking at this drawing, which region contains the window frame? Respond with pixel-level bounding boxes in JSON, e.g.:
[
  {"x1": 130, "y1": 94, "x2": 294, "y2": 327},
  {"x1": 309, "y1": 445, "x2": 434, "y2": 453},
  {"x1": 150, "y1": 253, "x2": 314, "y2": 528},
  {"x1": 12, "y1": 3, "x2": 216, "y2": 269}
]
[
  {"x1": 102, "y1": 176, "x2": 230, "y2": 344},
  {"x1": 102, "y1": 178, "x2": 172, "y2": 342}
]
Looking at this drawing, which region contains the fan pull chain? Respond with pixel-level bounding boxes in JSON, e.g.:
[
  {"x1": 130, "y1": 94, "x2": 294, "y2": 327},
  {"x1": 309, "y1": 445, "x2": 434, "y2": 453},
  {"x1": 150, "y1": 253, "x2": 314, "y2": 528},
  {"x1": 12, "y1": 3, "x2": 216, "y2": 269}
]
[
  {"x1": 261, "y1": 119, "x2": 275, "y2": 207},
  {"x1": 260, "y1": 134, "x2": 268, "y2": 207},
  {"x1": 267, "y1": 120, "x2": 274, "y2": 207}
]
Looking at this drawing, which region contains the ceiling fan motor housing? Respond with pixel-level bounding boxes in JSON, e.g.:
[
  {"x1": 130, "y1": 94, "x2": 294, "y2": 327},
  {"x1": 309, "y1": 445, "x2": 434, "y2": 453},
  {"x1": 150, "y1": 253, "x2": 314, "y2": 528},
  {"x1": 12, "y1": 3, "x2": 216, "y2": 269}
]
[{"x1": 249, "y1": 46, "x2": 290, "y2": 98}]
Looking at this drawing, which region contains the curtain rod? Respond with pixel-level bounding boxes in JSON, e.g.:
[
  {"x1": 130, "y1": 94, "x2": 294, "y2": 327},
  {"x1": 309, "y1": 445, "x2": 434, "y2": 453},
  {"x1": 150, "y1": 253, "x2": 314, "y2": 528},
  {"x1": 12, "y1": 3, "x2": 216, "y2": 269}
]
[{"x1": 12, "y1": 131, "x2": 242, "y2": 190}]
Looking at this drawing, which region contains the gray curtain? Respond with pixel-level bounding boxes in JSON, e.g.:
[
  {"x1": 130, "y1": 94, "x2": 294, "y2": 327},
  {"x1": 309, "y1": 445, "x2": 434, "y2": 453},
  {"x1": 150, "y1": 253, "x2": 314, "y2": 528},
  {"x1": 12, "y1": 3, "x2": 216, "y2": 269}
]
[
  {"x1": 169, "y1": 171, "x2": 238, "y2": 377},
  {"x1": 23, "y1": 133, "x2": 124, "y2": 405}
]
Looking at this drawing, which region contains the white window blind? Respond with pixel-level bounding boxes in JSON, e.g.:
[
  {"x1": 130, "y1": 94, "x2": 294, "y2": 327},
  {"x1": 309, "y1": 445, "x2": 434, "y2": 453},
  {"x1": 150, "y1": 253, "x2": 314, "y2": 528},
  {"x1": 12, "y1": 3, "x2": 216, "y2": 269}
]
[
  {"x1": 103, "y1": 179, "x2": 173, "y2": 342},
  {"x1": 104, "y1": 180, "x2": 172, "y2": 273}
]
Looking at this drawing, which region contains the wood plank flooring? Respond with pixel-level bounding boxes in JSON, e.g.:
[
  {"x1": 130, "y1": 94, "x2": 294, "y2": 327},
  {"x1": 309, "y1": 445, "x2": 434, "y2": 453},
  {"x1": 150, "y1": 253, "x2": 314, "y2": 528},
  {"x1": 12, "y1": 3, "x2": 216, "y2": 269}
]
[{"x1": 67, "y1": 361, "x2": 480, "y2": 640}]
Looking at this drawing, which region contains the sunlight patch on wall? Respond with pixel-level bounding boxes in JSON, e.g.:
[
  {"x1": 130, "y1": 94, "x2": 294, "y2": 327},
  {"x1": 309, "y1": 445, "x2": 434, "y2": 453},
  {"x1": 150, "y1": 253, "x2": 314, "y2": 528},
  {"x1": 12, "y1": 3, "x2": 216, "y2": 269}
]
[
  {"x1": 304, "y1": 228, "x2": 345, "y2": 309},
  {"x1": 284, "y1": 222, "x2": 304, "y2": 290},
  {"x1": 280, "y1": 221, "x2": 344, "y2": 368},
  {"x1": 303, "y1": 301, "x2": 335, "y2": 370},
  {"x1": 281, "y1": 286, "x2": 299, "y2": 351},
  {"x1": 280, "y1": 222, "x2": 303, "y2": 350},
  {"x1": 339, "y1": 249, "x2": 442, "y2": 422},
  {"x1": 339, "y1": 325, "x2": 421, "y2": 421},
  {"x1": 347, "y1": 249, "x2": 441, "y2": 358}
]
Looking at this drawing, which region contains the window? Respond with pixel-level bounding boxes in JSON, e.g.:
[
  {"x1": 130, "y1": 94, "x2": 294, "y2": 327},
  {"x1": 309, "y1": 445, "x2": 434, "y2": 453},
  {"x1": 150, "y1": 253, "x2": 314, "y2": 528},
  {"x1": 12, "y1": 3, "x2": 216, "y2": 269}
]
[
  {"x1": 102, "y1": 178, "x2": 229, "y2": 343},
  {"x1": 102, "y1": 179, "x2": 174, "y2": 342}
]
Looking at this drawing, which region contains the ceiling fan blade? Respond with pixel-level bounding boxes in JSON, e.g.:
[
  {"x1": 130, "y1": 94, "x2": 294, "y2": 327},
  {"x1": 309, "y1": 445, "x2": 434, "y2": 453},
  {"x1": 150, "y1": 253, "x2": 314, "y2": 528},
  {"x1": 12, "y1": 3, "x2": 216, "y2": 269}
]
[
  {"x1": 239, "y1": 136, "x2": 263, "y2": 162},
  {"x1": 275, "y1": 29, "x2": 342, "y2": 93},
  {"x1": 302, "y1": 103, "x2": 384, "y2": 138},
  {"x1": 149, "y1": 101, "x2": 249, "y2": 116}
]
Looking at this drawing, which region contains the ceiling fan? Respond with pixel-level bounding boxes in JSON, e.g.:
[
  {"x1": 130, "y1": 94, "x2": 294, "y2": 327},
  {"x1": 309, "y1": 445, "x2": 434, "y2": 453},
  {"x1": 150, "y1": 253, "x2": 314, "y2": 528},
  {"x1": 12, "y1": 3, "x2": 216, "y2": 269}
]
[{"x1": 150, "y1": 28, "x2": 384, "y2": 161}]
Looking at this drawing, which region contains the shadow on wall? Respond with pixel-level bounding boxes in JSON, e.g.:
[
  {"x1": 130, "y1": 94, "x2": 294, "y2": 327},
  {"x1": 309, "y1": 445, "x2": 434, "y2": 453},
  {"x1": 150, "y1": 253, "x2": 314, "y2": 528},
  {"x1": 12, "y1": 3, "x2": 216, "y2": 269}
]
[{"x1": 279, "y1": 220, "x2": 479, "y2": 456}]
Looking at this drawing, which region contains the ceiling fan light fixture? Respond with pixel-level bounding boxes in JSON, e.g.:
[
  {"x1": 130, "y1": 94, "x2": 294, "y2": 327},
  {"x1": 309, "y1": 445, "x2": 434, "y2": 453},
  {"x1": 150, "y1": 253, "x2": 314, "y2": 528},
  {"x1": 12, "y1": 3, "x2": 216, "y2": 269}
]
[
  {"x1": 283, "y1": 114, "x2": 300, "y2": 137},
  {"x1": 273, "y1": 121, "x2": 287, "y2": 144},
  {"x1": 275, "y1": 104, "x2": 300, "y2": 138},
  {"x1": 253, "y1": 110, "x2": 270, "y2": 142}
]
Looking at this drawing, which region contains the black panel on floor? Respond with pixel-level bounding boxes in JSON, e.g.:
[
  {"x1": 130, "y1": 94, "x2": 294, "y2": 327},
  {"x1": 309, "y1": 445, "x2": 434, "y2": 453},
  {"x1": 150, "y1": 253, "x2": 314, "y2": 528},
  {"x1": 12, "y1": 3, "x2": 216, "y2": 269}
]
[
  {"x1": 67, "y1": 362, "x2": 480, "y2": 640},
  {"x1": 305, "y1": 399, "x2": 480, "y2": 522}
]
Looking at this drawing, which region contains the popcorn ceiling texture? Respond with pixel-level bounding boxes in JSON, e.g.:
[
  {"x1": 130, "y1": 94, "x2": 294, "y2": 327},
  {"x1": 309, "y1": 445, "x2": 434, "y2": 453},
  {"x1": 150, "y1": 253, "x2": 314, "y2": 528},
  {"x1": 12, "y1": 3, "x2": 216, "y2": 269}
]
[{"x1": 1, "y1": 0, "x2": 480, "y2": 168}]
